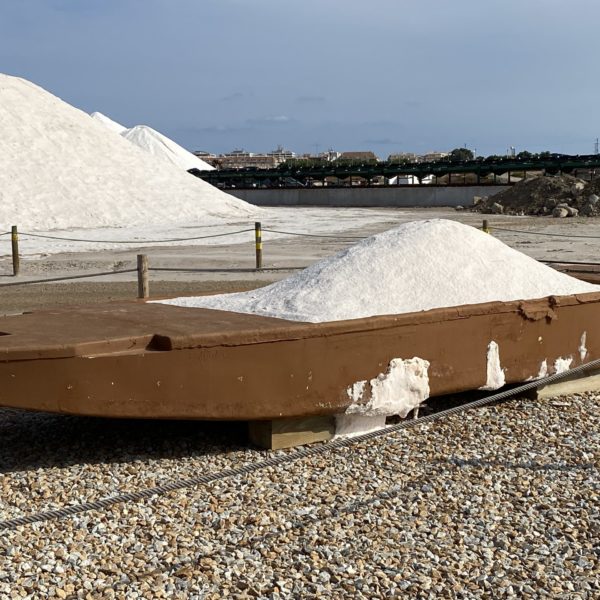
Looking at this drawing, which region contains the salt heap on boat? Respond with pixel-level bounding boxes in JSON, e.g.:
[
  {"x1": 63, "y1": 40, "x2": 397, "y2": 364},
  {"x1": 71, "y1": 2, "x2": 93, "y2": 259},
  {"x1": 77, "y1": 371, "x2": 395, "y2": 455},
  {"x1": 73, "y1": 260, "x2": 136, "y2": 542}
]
[{"x1": 160, "y1": 219, "x2": 599, "y2": 322}]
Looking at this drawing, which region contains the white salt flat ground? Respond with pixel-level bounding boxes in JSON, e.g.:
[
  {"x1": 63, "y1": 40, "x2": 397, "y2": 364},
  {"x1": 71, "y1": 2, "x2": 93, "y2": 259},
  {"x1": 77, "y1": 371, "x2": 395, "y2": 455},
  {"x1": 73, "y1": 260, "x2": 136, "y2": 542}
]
[{"x1": 0, "y1": 207, "x2": 599, "y2": 282}]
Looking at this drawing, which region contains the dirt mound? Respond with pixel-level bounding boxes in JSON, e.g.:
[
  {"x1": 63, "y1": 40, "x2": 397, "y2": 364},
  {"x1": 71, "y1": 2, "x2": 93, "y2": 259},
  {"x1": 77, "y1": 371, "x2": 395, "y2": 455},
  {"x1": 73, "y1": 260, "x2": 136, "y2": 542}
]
[
  {"x1": 582, "y1": 178, "x2": 600, "y2": 216},
  {"x1": 585, "y1": 178, "x2": 600, "y2": 194},
  {"x1": 472, "y1": 175, "x2": 587, "y2": 217}
]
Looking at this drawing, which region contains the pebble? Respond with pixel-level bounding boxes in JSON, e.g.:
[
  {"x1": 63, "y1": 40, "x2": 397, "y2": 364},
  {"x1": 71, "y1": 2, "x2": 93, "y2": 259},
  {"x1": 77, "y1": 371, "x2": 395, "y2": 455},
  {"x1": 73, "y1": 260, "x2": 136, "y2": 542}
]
[{"x1": 0, "y1": 392, "x2": 598, "y2": 598}]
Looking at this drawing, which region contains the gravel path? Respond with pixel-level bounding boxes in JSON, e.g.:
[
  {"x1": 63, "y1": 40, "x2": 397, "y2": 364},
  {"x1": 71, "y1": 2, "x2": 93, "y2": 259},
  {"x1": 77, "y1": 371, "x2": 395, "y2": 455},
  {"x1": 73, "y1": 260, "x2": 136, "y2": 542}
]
[{"x1": 0, "y1": 393, "x2": 598, "y2": 598}]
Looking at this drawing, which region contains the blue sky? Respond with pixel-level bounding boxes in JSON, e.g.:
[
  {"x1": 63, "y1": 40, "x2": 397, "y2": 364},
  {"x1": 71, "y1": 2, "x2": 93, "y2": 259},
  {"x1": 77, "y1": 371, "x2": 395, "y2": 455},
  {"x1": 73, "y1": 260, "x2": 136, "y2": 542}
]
[{"x1": 1, "y1": 0, "x2": 599, "y2": 157}]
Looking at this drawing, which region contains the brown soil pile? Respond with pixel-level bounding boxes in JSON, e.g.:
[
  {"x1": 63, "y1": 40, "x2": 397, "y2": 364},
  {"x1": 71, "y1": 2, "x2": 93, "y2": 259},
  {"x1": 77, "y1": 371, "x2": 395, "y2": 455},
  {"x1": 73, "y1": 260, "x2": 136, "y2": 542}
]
[
  {"x1": 472, "y1": 175, "x2": 591, "y2": 216},
  {"x1": 584, "y1": 177, "x2": 600, "y2": 198}
]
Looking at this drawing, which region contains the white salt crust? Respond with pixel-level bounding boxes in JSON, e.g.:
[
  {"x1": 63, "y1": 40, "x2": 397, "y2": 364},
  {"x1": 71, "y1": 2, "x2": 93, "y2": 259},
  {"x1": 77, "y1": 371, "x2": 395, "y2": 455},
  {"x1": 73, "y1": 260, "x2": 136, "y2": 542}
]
[
  {"x1": 536, "y1": 360, "x2": 549, "y2": 380},
  {"x1": 554, "y1": 357, "x2": 573, "y2": 374},
  {"x1": 579, "y1": 332, "x2": 588, "y2": 362},
  {"x1": 480, "y1": 341, "x2": 506, "y2": 391},
  {"x1": 344, "y1": 357, "x2": 431, "y2": 419}
]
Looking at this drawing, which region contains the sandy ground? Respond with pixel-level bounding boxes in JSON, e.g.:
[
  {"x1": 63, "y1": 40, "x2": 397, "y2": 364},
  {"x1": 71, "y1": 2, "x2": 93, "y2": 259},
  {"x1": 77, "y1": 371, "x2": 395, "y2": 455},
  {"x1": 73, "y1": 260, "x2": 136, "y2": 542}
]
[{"x1": 1, "y1": 207, "x2": 599, "y2": 315}]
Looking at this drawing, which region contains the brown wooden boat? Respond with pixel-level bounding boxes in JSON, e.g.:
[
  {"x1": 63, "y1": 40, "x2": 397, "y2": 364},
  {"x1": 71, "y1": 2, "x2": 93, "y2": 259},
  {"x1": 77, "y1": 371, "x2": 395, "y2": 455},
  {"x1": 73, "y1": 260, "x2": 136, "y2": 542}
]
[{"x1": 0, "y1": 292, "x2": 599, "y2": 420}]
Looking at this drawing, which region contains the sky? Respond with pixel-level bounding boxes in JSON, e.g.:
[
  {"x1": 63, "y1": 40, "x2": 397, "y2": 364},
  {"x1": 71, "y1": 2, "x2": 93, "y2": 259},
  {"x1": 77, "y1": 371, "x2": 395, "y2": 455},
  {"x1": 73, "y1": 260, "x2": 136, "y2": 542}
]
[{"x1": 1, "y1": 0, "x2": 599, "y2": 157}]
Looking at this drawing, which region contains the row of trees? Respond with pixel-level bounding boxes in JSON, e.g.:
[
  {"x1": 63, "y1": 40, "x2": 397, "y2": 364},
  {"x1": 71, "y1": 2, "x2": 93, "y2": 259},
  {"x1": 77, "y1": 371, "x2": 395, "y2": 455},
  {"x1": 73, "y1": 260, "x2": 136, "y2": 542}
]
[
  {"x1": 444, "y1": 148, "x2": 555, "y2": 163},
  {"x1": 281, "y1": 149, "x2": 558, "y2": 170}
]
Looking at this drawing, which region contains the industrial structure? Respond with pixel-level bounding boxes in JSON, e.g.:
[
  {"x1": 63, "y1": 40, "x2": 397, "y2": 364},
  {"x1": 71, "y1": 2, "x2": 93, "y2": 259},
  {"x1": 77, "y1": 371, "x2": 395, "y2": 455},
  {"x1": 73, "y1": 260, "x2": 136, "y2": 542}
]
[{"x1": 192, "y1": 153, "x2": 600, "y2": 190}]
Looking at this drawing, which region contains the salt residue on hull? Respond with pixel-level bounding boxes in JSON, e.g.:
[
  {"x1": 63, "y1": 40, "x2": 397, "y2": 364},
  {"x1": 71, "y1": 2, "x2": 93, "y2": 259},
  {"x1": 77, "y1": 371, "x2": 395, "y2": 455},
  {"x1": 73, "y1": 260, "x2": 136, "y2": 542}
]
[
  {"x1": 344, "y1": 357, "x2": 430, "y2": 419},
  {"x1": 579, "y1": 332, "x2": 588, "y2": 362},
  {"x1": 334, "y1": 357, "x2": 430, "y2": 438},
  {"x1": 480, "y1": 341, "x2": 506, "y2": 390},
  {"x1": 554, "y1": 356, "x2": 573, "y2": 374}
]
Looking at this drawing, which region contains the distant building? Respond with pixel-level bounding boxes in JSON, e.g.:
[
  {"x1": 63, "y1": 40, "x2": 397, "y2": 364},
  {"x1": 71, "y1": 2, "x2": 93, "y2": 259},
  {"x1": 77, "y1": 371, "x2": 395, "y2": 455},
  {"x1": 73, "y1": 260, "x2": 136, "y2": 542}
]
[
  {"x1": 218, "y1": 153, "x2": 278, "y2": 169},
  {"x1": 194, "y1": 146, "x2": 380, "y2": 169},
  {"x1": 297, "y1": 149, "x2": 341, "y2": 162},
  {"x1": 419, "y1": 151, "x2": 449, "y2": 162},
  {"x1": 388, "y1": 152, "x2": 418, "y2": 163},
  {"x1": 319, "y1": 149, "x2": 341, "y2": 162},
  {"x1": 337, "y1": 151, "x2": 379, "y2": 162},
  {"x1": 266, "y1": 145, "x2": 296, "y2": 163},
  {"x1": 226, "y1": 148, "x2": 252, "y2": 157},
  {"x1": 206, "y1": 146, "x2": 295, "y2": 169}
]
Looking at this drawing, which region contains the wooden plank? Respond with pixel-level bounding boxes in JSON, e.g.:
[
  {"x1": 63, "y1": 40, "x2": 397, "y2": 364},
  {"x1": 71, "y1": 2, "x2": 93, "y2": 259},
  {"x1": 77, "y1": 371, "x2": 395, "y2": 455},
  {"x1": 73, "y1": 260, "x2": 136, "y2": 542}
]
[
  {"x1": 248, "y1": 415, "x2": 335, "y2": 450},
  {"x1": 536, "y1": 368, "x2": 600, "y2": 399}
]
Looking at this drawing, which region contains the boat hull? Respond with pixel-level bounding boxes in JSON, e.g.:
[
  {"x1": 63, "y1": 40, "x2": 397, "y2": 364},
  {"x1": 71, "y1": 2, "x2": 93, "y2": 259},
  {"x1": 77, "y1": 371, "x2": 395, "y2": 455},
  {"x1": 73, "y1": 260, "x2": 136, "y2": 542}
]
[{"x1": 0, "y1": 293, "x2": 598, "y2": 419}]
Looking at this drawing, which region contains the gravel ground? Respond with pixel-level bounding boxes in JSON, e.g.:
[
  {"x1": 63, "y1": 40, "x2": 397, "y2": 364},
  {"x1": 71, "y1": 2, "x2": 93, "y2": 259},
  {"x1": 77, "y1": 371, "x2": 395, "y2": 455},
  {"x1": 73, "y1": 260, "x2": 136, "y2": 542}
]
[
  {"x1": 0, "y1": 392, "x2": 598, "y2": 598},
  {"x1": 0, "y1": 210, "x2": 599, "y2": 597}
]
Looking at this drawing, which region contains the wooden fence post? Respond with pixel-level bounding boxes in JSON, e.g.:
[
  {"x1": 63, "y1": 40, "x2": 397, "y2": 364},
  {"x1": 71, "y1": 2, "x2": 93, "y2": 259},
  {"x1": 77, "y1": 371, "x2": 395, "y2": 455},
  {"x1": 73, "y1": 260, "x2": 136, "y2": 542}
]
[
  {"x1": 255, "y1": 222, "x2": 262, "y2": 270},
  {"x1": 11, "y1": 226, "x2": 19, "y2": 276},
  {"x1": 482, "y1": 219, "x2": 490, "y2": 234},
  {"x1": 137, "y1": 254, "x2": 149, "y2": 299}
]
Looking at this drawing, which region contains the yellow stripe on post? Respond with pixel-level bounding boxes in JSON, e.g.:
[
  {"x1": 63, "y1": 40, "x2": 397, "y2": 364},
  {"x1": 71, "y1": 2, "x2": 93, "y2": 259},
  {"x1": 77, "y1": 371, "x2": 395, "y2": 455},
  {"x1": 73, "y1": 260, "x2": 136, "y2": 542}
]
[{"x1": 255, "y1": 222, "x2": 263, "y2": 270}]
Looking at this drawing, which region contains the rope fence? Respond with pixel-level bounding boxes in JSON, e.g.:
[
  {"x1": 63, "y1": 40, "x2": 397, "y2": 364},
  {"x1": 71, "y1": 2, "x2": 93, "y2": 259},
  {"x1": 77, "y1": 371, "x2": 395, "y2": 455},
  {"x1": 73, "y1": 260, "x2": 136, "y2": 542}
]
[
  {"x1": 1, "y1": 220, "x2": 599, "y2": 295},
  {"x1": 490, "y1": 225, "x2": 600, "y2": 239},
  {"x1": 149, "y1": 266, "x2": 303, "y2": 273},
  {"x1": 0, "y1": 269, "x2": 137, "y2": 288},
  {"x1": 262, "y1": 228, "x2": 365, "y2": 240},
  {"x1": 12, "y1": 228, "x2": 256, "y2": 244}
]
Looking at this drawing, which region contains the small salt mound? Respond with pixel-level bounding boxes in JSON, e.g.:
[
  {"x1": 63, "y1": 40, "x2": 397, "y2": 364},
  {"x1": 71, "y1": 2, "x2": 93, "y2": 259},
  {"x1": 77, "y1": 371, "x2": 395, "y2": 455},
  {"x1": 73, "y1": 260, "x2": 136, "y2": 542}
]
[
  {"x1": 160, "y1": 219, "x2": 600, "y2": 322},
  {"x1": 90, "y1": 111, "x2": 127, "y2": 134},
  {"x1": 0, "y1": 73, "x2": 254, "y2": 230},
  {"x1": 122, "y1": 125, "x2": 215, "y2": 171}
]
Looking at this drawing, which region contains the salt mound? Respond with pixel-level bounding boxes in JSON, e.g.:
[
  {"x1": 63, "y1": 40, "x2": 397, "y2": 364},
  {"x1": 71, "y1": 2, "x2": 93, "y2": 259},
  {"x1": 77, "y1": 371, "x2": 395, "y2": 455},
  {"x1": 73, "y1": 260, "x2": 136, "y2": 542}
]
[
  {"x1": 160, "y1": 219, "x2": 599, "y2": 322},
  {"x1": 90, "y1": 111, "x2": 127, "y2": 134},
  {"x1": 0, "y1": 73, "x2": 255, "y2": 230},
  {"x1": 92, "y1": 112, "x2": 214, "y2": 170},
  {"x1": 122, "y1": 125, "x2": 214, "y2": 171}
]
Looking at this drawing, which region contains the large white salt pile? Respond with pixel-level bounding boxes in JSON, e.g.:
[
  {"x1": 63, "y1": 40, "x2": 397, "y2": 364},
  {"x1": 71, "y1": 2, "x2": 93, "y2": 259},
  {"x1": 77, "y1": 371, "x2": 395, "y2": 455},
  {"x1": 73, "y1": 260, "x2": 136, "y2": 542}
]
[
  {"x1": 122, "y1": 125, "x2": 215, "y2": 171},
  {"x1": 90, "y1": 111, "x2": 127, "y2": 134},
  {"x1": 160, "y1": 219, "x2": 600, "y2": 322},
  {"x1": 0, "y1": 73, "x2": 255, "y2": 230}
]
